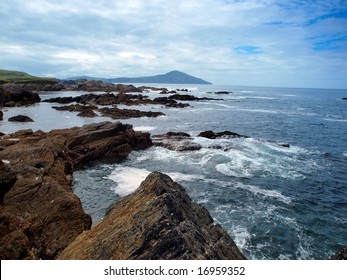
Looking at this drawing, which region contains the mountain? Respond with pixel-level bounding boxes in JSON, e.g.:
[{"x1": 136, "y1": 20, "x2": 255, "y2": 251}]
[{"x1": 67, "y1": 71, "x2": 212, "y2": 84}]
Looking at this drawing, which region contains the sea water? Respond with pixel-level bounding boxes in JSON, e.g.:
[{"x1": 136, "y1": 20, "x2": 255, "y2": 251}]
[{"x1": 1, "y1": 85, "x2": 346, "y2": 259}]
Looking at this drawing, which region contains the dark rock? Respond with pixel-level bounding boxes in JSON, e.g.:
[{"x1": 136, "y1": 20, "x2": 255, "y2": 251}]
[
  {"x1": 75, "y1": 80, "x2": 142, "y2": 93},
  {"x1": 8, "y1": 115, "x2": 34, "y2": 122},
  {"x1": 99, "y1": 106, "x2": 165, "y2": 120},
  {"x1": 0, "y1": 110, "x2": 3, "y2": 121},
  {"x1": 152, "y1": 132, "x2": 201, "y2": 151},
  {"x1": 0, "y1": 122, "x2": 152, "y2": 259},
  {"x1": 342, "y1": 98, "x2": 347, "y2": 100},
  {"x1": 168, "y1": 94, "x2": 220, "y2": 101},
  {"x1": 58, "y1": 172, "x2": 246, "y2": 260},
  {"x1": 331, "y1": 246, "x2": 347, "y2": 260},
  {"x1": 198, "y1": 130, "x2": 248, "y2": 139},
  {"x1": 215, "y1": 91, "x2": 231, "y2": 94},
  {"x1": 0, "y1": 86, "x2": 40, "y2": 107},
  {"x1": 153, "y1": 97, "x2": 190, "y2": 108},
  {"x1": 52, "y1": 104, "x2": 98, "y2": 112},
  {"x1": 77, "y1": 109, "x2": 97, "y2": 118}
]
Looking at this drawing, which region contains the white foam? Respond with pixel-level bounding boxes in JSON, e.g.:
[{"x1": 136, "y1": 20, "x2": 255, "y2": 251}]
[
  {"x1": 166, "y1": 172, "x2": 205, "y2": 182},
  {"x1": 322, "y1": 118, "x2": 347, "y2": 122},
  {"x1": 107, "y1": 166, "x2": 150, "y2": 196},
  {"x1": 234, "y1": 182, "x2": 292, "y2": 204},
  {"x1": 134, "y1": 126, "x2": 157, "y2": 132},
  {"x1": 2, "y1": 160, "x2": 10, "y2": 164},
  {"x1": 343, "y1": 152, "x2": 347, "y2": 157},
  {"x1": 231, "y1": 225, "x2": 251, "y2": 248}
]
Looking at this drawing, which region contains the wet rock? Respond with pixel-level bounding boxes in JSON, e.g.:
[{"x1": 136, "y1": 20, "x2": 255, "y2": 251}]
[
  {"x1": 153, "y1": 97, "x2": 190, "y2": 108},
  {"x1": 168, "y1": 94, "x2": 222, "y2": 101},
  {"x1": 0, "y1": 86, "x2": 40, "y2": 107},
  {"x1": 0, "y1": 110, "x2": 3, "y2": 121},
  {"x1": 99, "y1": 106, "x2": 165, "y2": 120},
  {"x1": 0, "y1": 122, "x2": 152, "y2": 259},
  {"x1": 58, "y1": 172, "x2": 246, "y2": 260},
  {"x1": 331, "y1": 246, "x2": 347, "y2": 260},
  {"x1": 152, "y1": 132, "x2": 201, "y2": 151},
  {"x1": 215, "y1": 91, "x2": 231, "y2": 94},
  {"x1": 52, "y1": 104, "x2": 98, "y2": 112},
  {"x1": 77, "y1": 109, "x2": 98, "y2": 118},
  {"x1": 198, "y1": 130, "x2": 248, "y2": 139},
  {"x1": 8, "y1": 115, "x2": 34, "y2": 122}
]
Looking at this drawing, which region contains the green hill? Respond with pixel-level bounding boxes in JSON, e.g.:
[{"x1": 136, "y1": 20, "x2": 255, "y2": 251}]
[{"x1": 0, "y1": 69, "x2": 55, "y2": 83}]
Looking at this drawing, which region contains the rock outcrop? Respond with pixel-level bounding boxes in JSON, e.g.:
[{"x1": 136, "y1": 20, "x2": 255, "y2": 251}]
[
  {"x1": 58, "y1": 172, "x2": 246, "y2": 260},
  {"x1": 152, "y1": 132, "x2": 202, "y2": 151},
  {"x1": 0, "y1": 86, "x2": 40, "y2": 107},
  {"x1": 0, "y1": 122, "x2": 152, "y2": 259},
  {"x1": 198, "y1": 130, "x2": 249, "y2": 139}
]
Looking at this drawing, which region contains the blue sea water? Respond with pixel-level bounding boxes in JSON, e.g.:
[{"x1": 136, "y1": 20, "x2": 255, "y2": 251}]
[{"x1": 1, "y1": 85, "x2": 346, "y2": 259}]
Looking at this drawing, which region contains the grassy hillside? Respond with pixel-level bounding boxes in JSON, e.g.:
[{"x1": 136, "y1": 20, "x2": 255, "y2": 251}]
[{"x1": 0, "y1": 69, "x2": 56, "y2": 83}]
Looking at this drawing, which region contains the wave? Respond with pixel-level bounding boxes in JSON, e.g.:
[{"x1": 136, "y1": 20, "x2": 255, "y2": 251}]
[
  {"x1": 134, "y1": 126, "x2": 157, "y2": 131},
  {"x1": 233, "y1": 182, "x2": 292, "y2": 204}
]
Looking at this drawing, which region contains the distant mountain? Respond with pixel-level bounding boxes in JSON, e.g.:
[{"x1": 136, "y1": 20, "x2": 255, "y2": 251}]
[{"x1": 66, "y1": 71, "x2": 212, "y2": 85}]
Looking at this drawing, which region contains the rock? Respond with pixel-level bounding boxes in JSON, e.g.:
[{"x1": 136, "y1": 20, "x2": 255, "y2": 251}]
[
  {"x1": 331, "y1": 246, "x2": 347, "y2": 260},
  {"x1": 153, "y1": 97, "x2": 190, "y2": 108},
  {"x1": 152, "y1": 132, "x2": 202, "y2": 151},
  {"x1": 198, "y1": 130, "x2": 248, "y2": 139},
  {"x1": 168, "y1": 94, "x2": 222, "y2": 102},
  {"x1": 75, "y1": 80, "x2": 142, "y2": 93},
  {"x1": 342, "y1": 98, "x2": 347, "y2": 101},
  {"x1": 0, "y1": 110, "x2": 3, "y2": 121},
  {"x1": 0, "y1": 122, "x2": 152, "y2": 259},
  {"x1": 215, "y1": 91, "x2": 231, "y2": 94},
  {"x1": 52, "y1": 104, "x2": 98, "y2": 112},
  {"x1": 77, "y1": 109, "x2": 98, "y2": 118},
  {"x1": 0, "y1": 86, "x2": 40, "y2": 107},
  {"x1": 8, "y1": 115, "x2": 34, "y2": 122},
  {"x1": 99, "y1": 106, "x2": 165, "y2": 120},
  {"x1": 58, "y1": 172, "x2": 246, "y2": 260}
]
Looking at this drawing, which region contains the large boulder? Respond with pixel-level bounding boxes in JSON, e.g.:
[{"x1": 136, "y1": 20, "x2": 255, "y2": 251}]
[
  {"x1": 8, "y1": 115, "x2": 34, "y2": 122},
  {"x1": 58, "y1": 172, "x2": 246, "y2": 260},
  {"x1": 152, "y1": 132, "x2": 202, "y2": 151},
  {"x1": 0, "y1": 122, "x2": 152, "y2": 259},
  {"x1": 0, "y1": 86, "x2": 40, "y2": 107}
]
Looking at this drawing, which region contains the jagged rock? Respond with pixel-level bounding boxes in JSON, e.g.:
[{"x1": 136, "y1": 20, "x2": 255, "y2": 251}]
[
  {"x1": 153, "y1": 97, "x2": 190, "y2": 108},
  {"x1": 58, "y1": 172, "x2": 246, "y2": 260},
  {"x1": 77, "y1": 109, "x2": 98, "y2": 118},
  {"x1": 0, "y1": 86, "x2": 40, "y2": 107},
  {"x1": 331, "y1": 246, "x2": 347, "y2": 260},
  {"x1": 198, "y1": 130, "x2": 248, "y2": 139},
  {"x1": 0, "y1": 122, "x2": 152, "y2": 259},
  {"x1": 75, "y1": 80, "x2": 142, "y2": 93},
  {"x1": 8, "y1": 115, "x2": 34, "y2": 122},
  {"x1": 99, "y1": 106, "x2": 165, "y2": 120},
  {"x1": 52, "y1": 104, "x2": 98, "y2": 112},
  {"x1": 152, "y1": 132, "x2": 202, "y2": 151}
]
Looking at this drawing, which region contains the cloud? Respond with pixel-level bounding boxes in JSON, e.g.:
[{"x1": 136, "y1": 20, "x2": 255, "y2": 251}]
[{"x1": 0, "y1": 0, "x2": 346, "y2": 88}]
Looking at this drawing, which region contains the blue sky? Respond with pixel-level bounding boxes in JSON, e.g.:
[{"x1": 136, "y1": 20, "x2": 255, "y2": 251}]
[{"x1": 1, "y1": 0, "x2": 347, "y2": 88}]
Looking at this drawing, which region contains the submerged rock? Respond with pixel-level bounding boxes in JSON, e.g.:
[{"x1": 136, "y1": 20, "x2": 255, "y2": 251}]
[
  {"x1": 0, "y1": 122, "x2": 152, "y2": 259},
  {"x1": 8, "y1": 115, "x2": 34, "y2": 122},
  {"x1": 58, "y1": 172, "x2": 246, "y2": 260}
]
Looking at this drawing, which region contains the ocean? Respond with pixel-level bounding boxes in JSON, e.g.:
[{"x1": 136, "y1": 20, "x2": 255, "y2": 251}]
[{"x1": 1, "y1": 84, "x2": 346, "y2": 259}]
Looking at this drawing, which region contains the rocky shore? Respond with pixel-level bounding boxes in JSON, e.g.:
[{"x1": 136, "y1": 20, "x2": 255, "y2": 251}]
[
  {"x1": 0, "y1": 122, "x2": 152, "y2": 259},
  {"x1": 0, "y1": 121, "x2": 246, "y2": 260}
]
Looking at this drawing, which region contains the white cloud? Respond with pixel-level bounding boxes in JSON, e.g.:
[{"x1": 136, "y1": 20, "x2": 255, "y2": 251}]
[{"x1": 0, "y1": 0, "x2": 346, "y2": 88}]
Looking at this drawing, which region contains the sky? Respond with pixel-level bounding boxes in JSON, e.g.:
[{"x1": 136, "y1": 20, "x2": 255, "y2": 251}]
[{"x1": 1, "y1": 0, "x2": 347, "y2": 88}]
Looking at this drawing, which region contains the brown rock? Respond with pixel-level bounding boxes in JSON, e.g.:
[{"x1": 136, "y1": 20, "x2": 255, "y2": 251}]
[
  {"x1": 99, "y1": 106, "x2": 165, "y2": 120},
  {"x1": 0, "y1": 121, "x2": 152, "y2": 259},
  {"x1": 198, "y1": 130, "x2": 248, "y2": 139},
  {"x1": 58, "y1": 172, "x2": 246, "y2": 260}
]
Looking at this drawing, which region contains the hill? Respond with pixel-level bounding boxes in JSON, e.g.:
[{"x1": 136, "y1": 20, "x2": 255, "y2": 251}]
[
  {"x1": 0, "y1": 69, "x2": 56, "y2": 83},
  {"x1": 67, "y1": 71, "x2": 212, "y2": 84}
]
